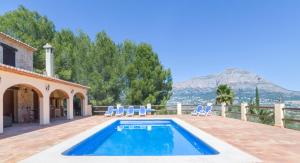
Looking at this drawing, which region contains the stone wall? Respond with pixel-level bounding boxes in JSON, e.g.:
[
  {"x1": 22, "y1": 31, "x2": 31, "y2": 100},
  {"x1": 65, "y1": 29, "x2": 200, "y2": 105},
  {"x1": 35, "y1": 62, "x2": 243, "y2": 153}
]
[
  {"x1": 0, "y1": 40, "x2": 33, "y2": 71},
  {"x1": 15, "y1": 48, "x2": 33, "y2": 71},
  {"x1": 17, "y1": 88, "x2": 34, "y2": 123}
]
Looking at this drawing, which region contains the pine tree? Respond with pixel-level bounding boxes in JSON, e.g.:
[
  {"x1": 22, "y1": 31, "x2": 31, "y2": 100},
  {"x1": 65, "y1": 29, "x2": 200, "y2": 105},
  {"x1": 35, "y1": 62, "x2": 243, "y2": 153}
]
[
  {"x1": 0, "y1": 5, "x2": 55, "y2": 71},
  {"x1": 0, "y1": 6, "x2": 173, "y2": 106}
]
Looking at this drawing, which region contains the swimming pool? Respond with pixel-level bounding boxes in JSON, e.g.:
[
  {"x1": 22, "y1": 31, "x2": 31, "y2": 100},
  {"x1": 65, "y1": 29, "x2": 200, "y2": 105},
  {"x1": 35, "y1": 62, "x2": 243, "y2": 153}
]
[
  {"x1": 21, "y1": 118, "x2": 261, "y2": 163},
  {"x1": 63, "y1": 120, "x2": 219, "y2": 156}
]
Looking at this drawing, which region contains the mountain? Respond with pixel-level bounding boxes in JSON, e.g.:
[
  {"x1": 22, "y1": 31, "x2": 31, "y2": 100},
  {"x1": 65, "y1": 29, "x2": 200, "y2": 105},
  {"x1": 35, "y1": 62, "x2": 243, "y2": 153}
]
[{"x1": 168, "y1": 68, "x2": 300, "y2": 106}]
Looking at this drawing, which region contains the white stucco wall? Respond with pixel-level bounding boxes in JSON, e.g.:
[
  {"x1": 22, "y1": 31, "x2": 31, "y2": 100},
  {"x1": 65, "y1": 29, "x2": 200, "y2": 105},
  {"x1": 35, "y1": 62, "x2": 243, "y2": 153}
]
[
  {"x1": 0, "y1": 69, "x2": 89, "y2": 134},
  {"x1": 45, "y1": 48, "x2": 54, "y2": 77}
]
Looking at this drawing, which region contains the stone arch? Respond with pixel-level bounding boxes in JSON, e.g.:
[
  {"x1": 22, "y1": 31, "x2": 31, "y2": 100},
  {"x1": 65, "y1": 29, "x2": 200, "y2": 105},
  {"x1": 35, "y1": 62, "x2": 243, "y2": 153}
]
[
  {"x1": 2, "y1": 83, "x2": 44, "y2": 126},
  {"x1": 49, "y1": 89, "x2": 70, "y2": 120},
  {"x1": 73, "y1": 92, "x2": 85, "y2": 116},
  {"x1": 3, "y1": 83, "x2": 44, "y2": 97},
  {"x1": 49, "y1": 89, "x2": 69, "y2": 99}
]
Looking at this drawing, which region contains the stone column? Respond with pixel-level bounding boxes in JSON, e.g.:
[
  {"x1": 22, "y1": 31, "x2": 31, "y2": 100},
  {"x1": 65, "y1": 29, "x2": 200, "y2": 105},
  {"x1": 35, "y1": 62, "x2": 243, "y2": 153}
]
[
  {"x1": 81, "y1": 98, "x2": 85, "y2": 116},
  {"x1": 274, "y1": 103, "x2": 285, "y2": 128},
  {"x1": 0, "y1": 91, "x2": 3, "y2": 133},
  {"x1": 177, "y1": 102, "x2": 182, "y2": 115},
  {"x1": 67, "y1": 96, "x2": 74, "y2": 120},
  {"x1": 13, "y1": 89, "x2": 18, "y2": 122},
  {"x1": 221, "y1": 102, "x2": 226, "y2": 117},
  {"x1": 40, "y1": 94, "x2": 50, "y2": 125},
  {"x1": 82, "y1": 95, "x2": 88, "y2": 116},
  {"x1": 241, "y1": 103, "x2": 248, "y2": 121}
]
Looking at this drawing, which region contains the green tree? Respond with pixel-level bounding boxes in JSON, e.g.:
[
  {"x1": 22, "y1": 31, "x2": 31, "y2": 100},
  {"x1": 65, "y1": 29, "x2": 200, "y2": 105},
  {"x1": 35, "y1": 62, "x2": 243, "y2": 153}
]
[
  {"x1": 52, "y1": 29, "x2": 92, "y2": 84},
  {"x1": 52, "y1": 29, "x2": 76, "y2": 80},
  {"x1": 123, "y1": 43, "x2": 172, "y2": 105},
  {"x1": 0, "y1": 5, "x2": 55, "y2": 71},
  {"x1": 216, "y1": 84, "x2": 235, "y2": 105},
  {"x1": 255, "y1": 86, "x2": 260, "y2": 108},
  {"x1": 89, "y1": 32, "x2": 124, "y2": 105},
  {"x1": 249, "y1": 87, "x2": 274, "y2": 125},
  {"x1": 0, "y1": 7, "x2": 173, "y2": 106}
]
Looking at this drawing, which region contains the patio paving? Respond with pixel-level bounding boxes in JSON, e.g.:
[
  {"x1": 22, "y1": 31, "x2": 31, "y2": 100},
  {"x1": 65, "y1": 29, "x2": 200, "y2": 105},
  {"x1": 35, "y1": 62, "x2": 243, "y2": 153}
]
[{"x1": 0, "y1": 115, "x2": 299, "y2": 163}]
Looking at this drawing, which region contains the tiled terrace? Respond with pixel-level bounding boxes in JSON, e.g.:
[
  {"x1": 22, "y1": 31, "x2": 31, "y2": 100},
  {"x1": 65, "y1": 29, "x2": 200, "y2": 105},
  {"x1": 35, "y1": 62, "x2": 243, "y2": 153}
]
[{"x1": 0, "y1": 115, "x2": 300, "y2": 163}]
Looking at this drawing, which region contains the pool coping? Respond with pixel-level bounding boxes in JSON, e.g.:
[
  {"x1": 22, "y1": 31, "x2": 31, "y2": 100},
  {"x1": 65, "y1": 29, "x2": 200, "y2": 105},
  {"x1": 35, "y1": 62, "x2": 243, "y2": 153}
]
[{"x1": 20, "y1": 118, "x2": 261, "y2": 163}]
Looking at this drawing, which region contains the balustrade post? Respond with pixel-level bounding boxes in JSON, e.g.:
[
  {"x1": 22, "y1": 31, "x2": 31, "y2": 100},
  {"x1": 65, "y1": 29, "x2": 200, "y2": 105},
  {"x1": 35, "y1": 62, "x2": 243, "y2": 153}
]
[
  {"x1": 241, "y1": 103, "x2": 248, "y2": 121},
  {"x1": 116, "y1": 104, "x2": 121, "y2": 109},
  {"x1": 147, "y1": 103, "x2": 151, "y2": 115},
  {"x1": 274, "y1": 103, "x2": 285, "y2": 128},
  {"x1": 147, "y1": 103, "x2": 151, "y2": 109},
  {"x1": 221, "y1": 103, "x2": 226, "y2": 117},
  {"x1": 177, "y1": 103, "x2": 182, "y2": 115}
]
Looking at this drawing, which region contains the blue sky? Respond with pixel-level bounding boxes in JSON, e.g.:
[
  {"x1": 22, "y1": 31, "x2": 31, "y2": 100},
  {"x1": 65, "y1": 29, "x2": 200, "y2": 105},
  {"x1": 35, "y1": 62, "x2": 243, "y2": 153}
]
[{"x1": 1, "y1": 0, "x2": 300, "y2": 90}]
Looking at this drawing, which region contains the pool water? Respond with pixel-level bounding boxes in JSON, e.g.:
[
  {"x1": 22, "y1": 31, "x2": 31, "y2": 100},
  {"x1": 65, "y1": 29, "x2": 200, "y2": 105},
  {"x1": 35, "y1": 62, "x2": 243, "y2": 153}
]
[{"x1": 63, "y1": 120, "x2": 219, "y2": 156}]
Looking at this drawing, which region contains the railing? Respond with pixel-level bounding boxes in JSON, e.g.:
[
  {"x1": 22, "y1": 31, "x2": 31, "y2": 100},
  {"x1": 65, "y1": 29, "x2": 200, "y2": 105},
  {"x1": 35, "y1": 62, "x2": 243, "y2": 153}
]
[
  {"x1": 246, "y1": 105, "x2": 275, "y2": 126},
  {"x1": 283, "y1": 107, "x2": 300, "y2": 130},
  {"x1": 212, "y1": 105, "x2": 222, "y2": 116},
  {"x1": 226, "y1": 105, "x2": 241, "y2": 120},
  {"x1": 92, "y1": 106, "x2": 108, "y2": 115},
  {"x1": 93, "y1": 104, "x2": 221, "y2": 116},
  {"x1": 92, "y1": 105, "x2": 178, "y2": 115},
  {"x1": 92, "y1": 103, "x2": 300, "y2": 131},
  {"x1": 152, "y1": 105, "x2": 177, "y2": 115}
]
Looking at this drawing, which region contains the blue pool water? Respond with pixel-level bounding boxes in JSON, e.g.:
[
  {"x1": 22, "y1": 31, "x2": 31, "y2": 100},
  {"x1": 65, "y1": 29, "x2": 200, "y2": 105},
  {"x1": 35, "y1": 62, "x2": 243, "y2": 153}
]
[{"x1": 63, "y1": 120, "x2": 219, "y2": 156}]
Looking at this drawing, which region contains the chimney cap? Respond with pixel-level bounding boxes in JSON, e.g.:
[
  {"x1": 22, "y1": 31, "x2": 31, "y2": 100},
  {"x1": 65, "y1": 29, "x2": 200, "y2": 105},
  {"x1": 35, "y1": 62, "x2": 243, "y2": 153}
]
[{"x1": 43, "y1": 43, "x2": 53, "y2": 49}]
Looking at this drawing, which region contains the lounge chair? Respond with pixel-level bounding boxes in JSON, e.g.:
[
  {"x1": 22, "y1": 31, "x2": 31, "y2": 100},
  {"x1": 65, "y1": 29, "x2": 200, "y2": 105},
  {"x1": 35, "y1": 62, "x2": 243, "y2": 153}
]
[
  {"x1": 115, "y1": 106, "x2": 125, "y2": 116},
  {"x1": 199, "y1": 105, "x2": 212, "y2": 116},
  {"x1": 139, "y1": 106, "x2": 146, "y2": 116},
  {"x1": 191, "y1": 105, "x2": 204, "y2": 116},
  {"x1": 126, "y1": 106, "x2": 134, "y2": 116},
  {"x1": 104, "y1": 106, "x2": 114, "y2": 117}
]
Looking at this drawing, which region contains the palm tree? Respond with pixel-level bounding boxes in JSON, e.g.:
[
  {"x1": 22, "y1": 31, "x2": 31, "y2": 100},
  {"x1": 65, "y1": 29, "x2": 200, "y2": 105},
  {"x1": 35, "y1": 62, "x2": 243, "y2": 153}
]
[{"x1": 216, "y1": 84, "x2": 235, "y2": 105}]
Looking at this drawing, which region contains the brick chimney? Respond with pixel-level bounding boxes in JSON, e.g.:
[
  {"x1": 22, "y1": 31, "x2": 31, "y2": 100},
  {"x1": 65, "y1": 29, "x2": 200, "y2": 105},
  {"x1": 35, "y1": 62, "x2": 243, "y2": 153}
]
[{"x1": 43, "y1": 43, "x2": 54, "y2": 77}]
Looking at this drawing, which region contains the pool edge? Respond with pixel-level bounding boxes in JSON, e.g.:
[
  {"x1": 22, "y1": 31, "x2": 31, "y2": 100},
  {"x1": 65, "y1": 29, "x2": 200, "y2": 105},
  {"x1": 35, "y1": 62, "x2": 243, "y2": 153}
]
[{"x1": 20, "y1": 117, "x2": 262, "y2": 163}]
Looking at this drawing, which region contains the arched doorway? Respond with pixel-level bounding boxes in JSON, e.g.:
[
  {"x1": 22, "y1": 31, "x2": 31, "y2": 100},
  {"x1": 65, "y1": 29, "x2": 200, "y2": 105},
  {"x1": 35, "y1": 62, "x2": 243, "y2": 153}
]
[
  {"x1": 49, "y1": 89, "x2": 69, "y2": 121},
  {"x1": 3, "y1": 84, "x2": 43, "y2": 127},
  {"x1": 73, "y1": 92, "x2": 84, "y2": 116}
]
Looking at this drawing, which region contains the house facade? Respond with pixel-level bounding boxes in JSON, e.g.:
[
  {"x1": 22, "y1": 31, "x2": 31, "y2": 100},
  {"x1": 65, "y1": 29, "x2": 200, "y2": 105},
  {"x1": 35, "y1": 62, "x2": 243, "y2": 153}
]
[{"x1": 0, "y1": 32, "x2": 91, "y2": 134}]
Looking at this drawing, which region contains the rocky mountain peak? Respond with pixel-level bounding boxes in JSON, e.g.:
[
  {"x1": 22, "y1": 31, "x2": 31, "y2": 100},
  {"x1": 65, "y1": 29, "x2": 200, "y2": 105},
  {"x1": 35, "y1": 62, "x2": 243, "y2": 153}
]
[{"x1": 173, "y1": 68, "x2": 290, "y2": 93}]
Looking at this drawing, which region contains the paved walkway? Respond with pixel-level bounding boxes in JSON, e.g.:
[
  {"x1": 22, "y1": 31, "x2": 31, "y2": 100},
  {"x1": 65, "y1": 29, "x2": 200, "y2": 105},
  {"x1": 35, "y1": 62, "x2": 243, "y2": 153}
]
[{"x1": 0, "y1": 115, "x2": 299, "y2": 163}]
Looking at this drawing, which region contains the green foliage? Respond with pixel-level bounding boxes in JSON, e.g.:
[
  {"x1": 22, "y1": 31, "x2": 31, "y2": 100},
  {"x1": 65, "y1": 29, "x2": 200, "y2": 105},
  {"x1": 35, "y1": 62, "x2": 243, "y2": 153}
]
[
  {"x1": 0, "y1": 5, "x2": 55, "y2": 70},
  {"x1": 0, "y1": 6, "x2": 173, "y2": 106},
  {"x1": 248, "y1": 87, "x2": 274, "y2": 125},
  {"x1": 216, "y1": 84, "x2": 235, "y2": 105},
  {"x1": 255, "y1": 86, "x2": 260, "y2": 107},
  {"x1": 123, "y1": 43, "x2": 173, "y2": 105}
]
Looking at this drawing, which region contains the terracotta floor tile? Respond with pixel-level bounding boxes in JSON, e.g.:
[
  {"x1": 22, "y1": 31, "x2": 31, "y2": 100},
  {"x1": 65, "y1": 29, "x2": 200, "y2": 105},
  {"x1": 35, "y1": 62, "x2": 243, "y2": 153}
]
[{"x1": 0, "y1": 115, "x2": 300, "y2": 163}]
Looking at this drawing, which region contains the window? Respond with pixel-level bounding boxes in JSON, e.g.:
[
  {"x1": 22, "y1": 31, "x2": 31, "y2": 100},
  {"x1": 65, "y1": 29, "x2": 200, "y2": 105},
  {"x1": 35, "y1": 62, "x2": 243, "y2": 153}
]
[{"x1": 1, "y1": 43, "x2": 17, "y2": 67}]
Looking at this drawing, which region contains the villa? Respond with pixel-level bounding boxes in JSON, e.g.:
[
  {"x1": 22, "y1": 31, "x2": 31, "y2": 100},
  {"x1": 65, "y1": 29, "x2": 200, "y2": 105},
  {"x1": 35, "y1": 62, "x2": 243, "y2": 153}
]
[
  {"x1": 0, "y1": 33, "x2": 300, "y2": 163},
  {"x1": 0, "y1": 32, "x2": 91, "y2": 134}
]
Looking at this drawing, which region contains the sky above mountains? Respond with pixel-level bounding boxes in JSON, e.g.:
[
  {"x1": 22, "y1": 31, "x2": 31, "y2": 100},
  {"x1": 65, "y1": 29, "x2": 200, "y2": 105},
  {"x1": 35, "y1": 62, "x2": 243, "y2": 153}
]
[{"x1": 1, "y1": 0, "x2": 300, "y2": 90}]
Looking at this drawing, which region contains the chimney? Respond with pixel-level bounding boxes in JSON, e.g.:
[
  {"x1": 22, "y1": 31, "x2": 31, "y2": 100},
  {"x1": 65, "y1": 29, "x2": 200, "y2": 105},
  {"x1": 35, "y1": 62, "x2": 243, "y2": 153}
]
[{"x1": 43, "y1": 43, "x2": 54, "y2": 77}]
